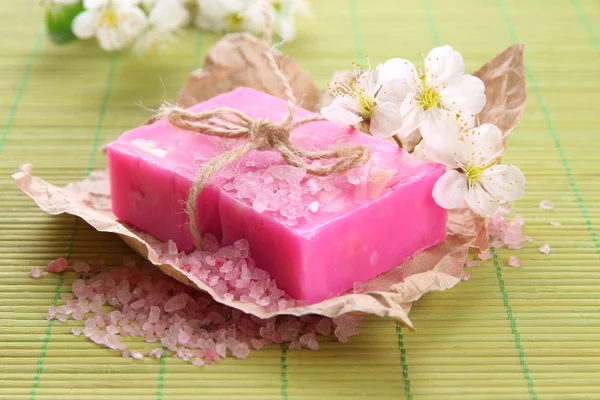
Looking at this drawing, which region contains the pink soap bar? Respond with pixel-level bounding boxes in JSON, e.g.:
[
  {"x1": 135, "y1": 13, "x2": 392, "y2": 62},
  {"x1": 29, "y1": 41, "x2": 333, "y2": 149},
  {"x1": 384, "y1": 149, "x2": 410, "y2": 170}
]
[{"x1": 107, "y1": 88, "x2": 447, "y2": 303}]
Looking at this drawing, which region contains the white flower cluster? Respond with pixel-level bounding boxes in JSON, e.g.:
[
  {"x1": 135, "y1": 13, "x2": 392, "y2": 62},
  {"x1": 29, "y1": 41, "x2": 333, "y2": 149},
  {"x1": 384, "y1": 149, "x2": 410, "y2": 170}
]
[
  {"x1": 43, "y1": 0, "x2": 310, "y2": 53},
  {"x1": 321, "y1": 46, "x2": 525, "y2": 218}
]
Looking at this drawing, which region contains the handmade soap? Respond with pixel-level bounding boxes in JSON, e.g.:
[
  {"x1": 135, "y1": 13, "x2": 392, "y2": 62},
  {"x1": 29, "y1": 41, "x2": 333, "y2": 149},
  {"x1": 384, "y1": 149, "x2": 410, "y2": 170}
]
[{"x1": 107, "y1": 88, "x2": 447, "y2": 303}]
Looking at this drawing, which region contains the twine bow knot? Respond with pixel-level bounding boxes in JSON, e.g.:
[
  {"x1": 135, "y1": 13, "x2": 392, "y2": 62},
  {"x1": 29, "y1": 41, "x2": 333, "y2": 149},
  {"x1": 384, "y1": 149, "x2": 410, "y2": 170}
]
[{"x1": 150, "y1": 0, "x2": 371, "y2": 250}]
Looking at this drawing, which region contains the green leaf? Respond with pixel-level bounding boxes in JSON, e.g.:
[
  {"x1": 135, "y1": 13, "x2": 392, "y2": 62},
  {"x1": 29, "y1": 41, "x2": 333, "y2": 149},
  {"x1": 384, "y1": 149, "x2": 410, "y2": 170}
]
[{"x1": 45, "y1": 1, "x2": 85, "y2": 45}]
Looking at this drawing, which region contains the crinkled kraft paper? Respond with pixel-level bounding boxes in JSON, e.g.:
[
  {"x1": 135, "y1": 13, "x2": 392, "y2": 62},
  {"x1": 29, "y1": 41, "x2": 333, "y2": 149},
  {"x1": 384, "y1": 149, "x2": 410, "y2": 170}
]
[{"x1": 12, "y1": 39, "x2": 525, "y2": 328}]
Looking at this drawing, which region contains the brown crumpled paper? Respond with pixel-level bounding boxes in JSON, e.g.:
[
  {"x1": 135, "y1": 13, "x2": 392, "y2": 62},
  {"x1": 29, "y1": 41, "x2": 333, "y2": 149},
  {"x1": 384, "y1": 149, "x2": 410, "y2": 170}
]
[
  {"x1": 12, "y1": 41, "x2": 525, "y2": 328},
  {"x1": 177, "y1": 33, "x2": 321, "y2": 112},
  {"x1": 13, "y1": 164, "x2": 486, "y2": 328}
]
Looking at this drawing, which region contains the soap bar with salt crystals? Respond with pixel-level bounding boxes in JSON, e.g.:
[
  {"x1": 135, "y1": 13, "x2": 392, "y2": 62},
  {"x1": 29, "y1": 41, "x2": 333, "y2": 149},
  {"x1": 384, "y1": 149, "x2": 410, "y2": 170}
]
[{"x1": 107, "y1": 88, "x2": 447, "y2": 303}]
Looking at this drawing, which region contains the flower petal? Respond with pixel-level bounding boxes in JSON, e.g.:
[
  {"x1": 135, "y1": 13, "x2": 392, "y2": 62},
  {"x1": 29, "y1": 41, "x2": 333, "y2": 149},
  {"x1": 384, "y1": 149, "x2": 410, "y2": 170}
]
[
  {"x1": 96, "y1": 26, "x2": 123, "y2": 51},
  {"x1": 481, "y1": 164, "x2": 526, "y2": 201},
  {"x1": 395, "y1": 94, "x2": 424, "y2": 139},
  {"x1": 149, "y1": 0, "x2": 190, "y2": 29},
  {"x1": 72, "y1": 10, "x2": 98, "y2": 39},
  {"x1": 465, "y1": 184, "x2": 500, "y2": 217},
  {"x1": 379, "y1": 57, "x2": 419, "y2": 84},
  {"x1": 419, "y1": 108, "x2": 462, "y2": 146},
  {"x1": 378, "y1": 58, "x2": 419, "y2": 103},
  {"x1": 369, "y1": 102, "x2": 403, "y2": 138},
  {"x1": 440, "y1": 74, "x2": 486, "y2": 116},
  {"x1": 321, "y1": 101, "x2": 362, "y2": 127},
  {"x1": 458, "y1": 123, "x2": 505, "y2": 166},
  {"x1": 432, "y1": 169, "x2": 468, "y2": 210},
  {"x1": 117, "y1": 4, "x2": 148, "y2": 41},
  {"x1": 83, "y1": 0, "x2": 106, "y2": 10},
  {"x1": 425, "y1": 45, "x2": 465, "y2": 86}
]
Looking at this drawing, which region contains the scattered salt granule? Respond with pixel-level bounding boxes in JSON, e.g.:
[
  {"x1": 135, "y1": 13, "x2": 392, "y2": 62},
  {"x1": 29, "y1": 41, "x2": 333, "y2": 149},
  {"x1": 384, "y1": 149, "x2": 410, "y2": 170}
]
[
  {"x1": 508, "y1": 256, "x2": 522, "y2": 268},
  {"x1": 477, "y1": 250, "x2": 492, "y2": 261},
  {"x1": 47, "y1": 257, "x2": 69, "y2": 274},
  {"x1": 550, "y1": 221, "x2": 562, "y2": 227},
  {"x1": 149, "y1": 348, "x2": 163, "y2": 359},
  {"x1": 352, "y1": 281, "x2": 365, "y2": 294},
  {"x1": 464, "y1": 259, "x2": 481, "y2": 268},
  {"x1": 487, "y1": 206, "x2": 532, "y2": 250},
  {"x1": 30, "y1": 267, "x2": 43, "y2": 279},
  {"x1": 540, "y1": 244, "x2": 551, "y2": 255},
  {"x1": 47, "y1": 259, "x2": 364, "y2": 367},
  {"x1": 539, "y1": 200, "x2": 554, "y2": 210}
]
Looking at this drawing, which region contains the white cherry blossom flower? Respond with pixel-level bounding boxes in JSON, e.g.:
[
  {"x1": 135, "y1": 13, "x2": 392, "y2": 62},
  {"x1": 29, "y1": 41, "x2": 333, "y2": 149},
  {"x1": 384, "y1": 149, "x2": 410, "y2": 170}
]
[
  {"x1": 195, "y1": 0, "x2": 264, "y2": 35},
  {"x1": 378, "y1": 45, "x2": 486, "y2": 146},
  {"x1": 321, "y1": 61, "x2": 404, "y2": 139},
  {"x1": 426, "y1": 123, "x2": 525, "y2": 217},
  {"x1": 272, "y1": 0, "x2": 311, "y2": 41},
  {"x1": 133, "y1": 0, "x2": 190, "y2": 54},
  {"x1": 72, "y1": 0, "x2": 148, "y2": 51}
]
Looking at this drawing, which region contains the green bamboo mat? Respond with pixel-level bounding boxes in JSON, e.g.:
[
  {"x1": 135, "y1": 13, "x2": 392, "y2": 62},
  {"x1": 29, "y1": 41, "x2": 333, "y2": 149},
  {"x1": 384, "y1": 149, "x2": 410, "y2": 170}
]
[{"x1": 1, "y1": 0, "x2": 599, "y2": 399}]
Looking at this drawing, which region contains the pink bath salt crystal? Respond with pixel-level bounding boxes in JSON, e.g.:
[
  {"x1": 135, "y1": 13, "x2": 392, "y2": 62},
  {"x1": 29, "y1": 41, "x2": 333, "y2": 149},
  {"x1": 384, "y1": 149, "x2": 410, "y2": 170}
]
[
  {"x1": 539, "y1": 200, "x2": 554, "y2": 210},
  {"x1": 106, "y1": 325, "x2": 120, "y2": 335},
  {"x1": 47, "y1": 258, "x2": 69, "y2": 274},
  {"x1": 299, "y1": 332, "x2": 319, "y2": 350},
  {"x1": 192, "y1": 357, "x2": 205, "y2": 367},
  {"x1": 178, "y1": 329, "x2": 192, "y2": 345},
  {"x1": 222, "y1": 293, "x2": 234, "y2": 302},
  {"x1": 308, "y1": 201, "x2": 319, "y2": 213},
  {"x1": 230, "y1": 342, "x2": 250, "y2": 359},
  {"x1": 315, "y1": 318, "x2": 332, "y2": 337},
  {"x1": 288, "y1": 341, "x2": 303, "y2": 350},
  {"x1": 206, "y1": 275, "x2": 219, "y2": 287},
  {"x1": 123, "y1": 256, "x2": 136, "y2": 267},
  {"x1": 72, "y1": 309, "x2": 85, "y2": 320},
  {"x1": 252, "y1": 268, "x2": 270, "y2": 281},
  {"x1": 149, "y1": 348, "x2": 164, "y2": 359},
  {"x1": 508, "y1": 256, "x2": 523, "y2": 268},
  {"x1": 235, "y1": 279, "x2": 252, "y2": 289},
  {"x1": 550, "y1": 221, "x2": 562, "y2": 227},
  {"x1": 90, "y1": 330, "x2": 106, "y2": 344},
  {"x1": 130, "y1": 299, "x2": 145, "y2": 309},
  {"x1": 352, "y1": 281, "x2": 365, "y2": 294},
  {"x1": 148, "y1": 306, "x2": 160, "y2": 323},
  {"x1": 30, "y1": 267, "x2": 43, "y2": 279},
  {"x1": 478, "y1": 250, "x2": 492, "y2": 261},
  {"x1": 333, "y1": 314, "x2": 362, "y2": 343},
  {"x1": 105, "y1": 334, "x2": 125, "y2": 350},
  {"x1": 131, "y1": 351, "x2": 144, "y2": 360},
  {"x1": 116, "y1": 281, "x2": 132, "y2": 305},
  {"x1": 219, "y1": 260, "x2": 234, "y2": 273},
  {"x1": 73, "y1": 262, "x2": 91, "y2": 274},
  {"x1": 164, "y1": 293, "x2": 188, "y2": 313},
  {"x1": 249, "y1": 285, "x2": 266, "y2": 300},
  {"x1": 540, "y1": 244, "x2": 551, "y2": 255},
  {"x1": 256, "y1": 297, "x2": 271, "y2": 307},
  {"x1": 56, "y1": 314, "x2": 67, "y2": 323},
  {"x1": 203, "y1": 348, "x2": 219, "y2": 363},
  {"x1": 213, "y1": 281, "x2": 228, "y2": 298},
  {"x1": 71, "y1": 327, "x2": 81, "y2": 336},
  {"x1": 461, "y1": 272, "x2": 471, "y2": 281},
  {"x1": 249, "y1": 338, "x2": 268, "y2": 350},
  {"x1": 216, "y1": 342, "x2": 227, "y2": 359}
]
